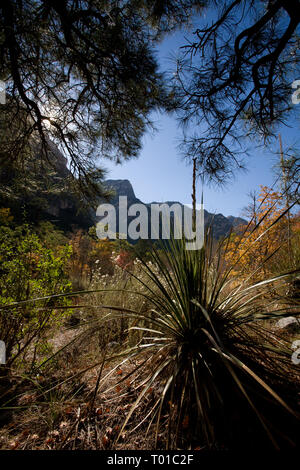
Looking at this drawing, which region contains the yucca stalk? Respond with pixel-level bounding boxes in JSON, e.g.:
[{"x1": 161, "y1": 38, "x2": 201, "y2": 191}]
[{"x1": 101, "y1": 231, "x2": 299, "y2": 449}]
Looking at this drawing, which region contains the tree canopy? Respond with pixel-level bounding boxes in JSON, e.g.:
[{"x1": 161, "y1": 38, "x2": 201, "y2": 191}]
[
  {"x1": 0, "y1": 0, "x2": 202, "y2": 194},
  {"x1": 1, "y1": 1, "x2": 299, "y2": 195},
  {"x1": 173, "y1": 0, "x2": 300, "y2": 183}
]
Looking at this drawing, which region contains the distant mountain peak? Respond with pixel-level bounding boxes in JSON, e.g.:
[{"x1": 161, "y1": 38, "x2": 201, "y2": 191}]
[
  {"x1": 103, "y1": 179, "x2": 247, "y2": 239},
  {"x1": 105, "y1": 179, "x2": 140, "y2": 205}
]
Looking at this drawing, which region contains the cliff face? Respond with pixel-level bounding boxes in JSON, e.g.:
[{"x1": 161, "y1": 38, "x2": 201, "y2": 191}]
[
  {"x1": 0, "y1": 139, "x2": 246, "y2": 237},
  {"x1": 105, "y1": 179, "x2": 142, "y2": 206},
  {"x1": 103, "y1": 179, "x2": 247, "y2": 239},
  {"x1": 0, "y1": 139, "x2": 94, "y2": 230}
]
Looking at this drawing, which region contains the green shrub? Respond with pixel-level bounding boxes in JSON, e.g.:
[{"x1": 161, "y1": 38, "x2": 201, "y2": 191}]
[{"x1": 0, "y1": 224, "x2": 72, "y2": 367}]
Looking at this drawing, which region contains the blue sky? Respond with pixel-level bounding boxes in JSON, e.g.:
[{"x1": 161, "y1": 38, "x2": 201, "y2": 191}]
[{"x1": 103, "y1": 24, "x2": 300, "y2": 218}]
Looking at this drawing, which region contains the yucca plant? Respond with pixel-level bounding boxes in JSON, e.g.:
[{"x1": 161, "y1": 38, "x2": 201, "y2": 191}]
[
  {"x1": 1, "y1": 208, "x2": 299, "y2": 450},
  {"x1": 99, "y1": 230, "x2": 299, "y2": 450}
]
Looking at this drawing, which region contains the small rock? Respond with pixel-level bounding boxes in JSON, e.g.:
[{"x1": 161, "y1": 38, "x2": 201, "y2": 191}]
[{"x1": 276, "y1": 317, "x2": 300, "y2": 334}]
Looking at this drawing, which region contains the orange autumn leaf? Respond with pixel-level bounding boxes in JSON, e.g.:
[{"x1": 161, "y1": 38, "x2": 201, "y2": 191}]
[
  {"x1": 64, "y1": 406, "x2": 73, "y2": 415},
  {"x1": 45, "y1": 438, "x2": 54, "y2": 445},
  {"x1": 20, "y1": 429, "x2": 30, "y2": 438},
  {"x1": 224, "y1": 185, "x2": 293, "y2": 280}
]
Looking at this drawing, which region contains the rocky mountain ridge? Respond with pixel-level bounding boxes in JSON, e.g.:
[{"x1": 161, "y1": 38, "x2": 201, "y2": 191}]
[{"x1": 103, "y1": 179, "x2": 247, "y2": 239}]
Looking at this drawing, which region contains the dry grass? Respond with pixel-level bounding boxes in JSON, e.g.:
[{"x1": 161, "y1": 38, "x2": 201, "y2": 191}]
[
  {"x1": 0, "y1": 331, "x2": 160, "y2": 450},
  {"x1": 0, "y1": 263, "x2": 164, "y2": 450},
  {"x1": 0, "y1": 254, "x2": 299, "y2": 450}
]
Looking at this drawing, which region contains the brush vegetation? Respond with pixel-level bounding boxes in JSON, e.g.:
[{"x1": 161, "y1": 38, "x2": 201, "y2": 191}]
[{"x1": 0, "y1": 187, "x2": 299, "y2": 450}]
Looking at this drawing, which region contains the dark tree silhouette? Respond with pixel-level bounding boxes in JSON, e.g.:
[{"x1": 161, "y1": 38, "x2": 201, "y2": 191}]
[
  {"x1": 173, "y1": 0, "x2": 300, "y2": 182},
  {"x1": 0, "y1": 0, "x2": 202, "y2": 199}
]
